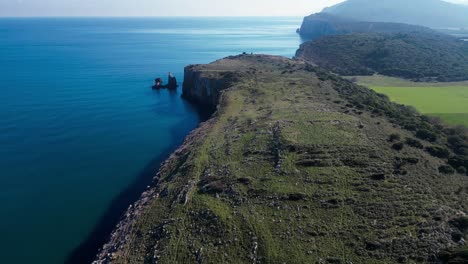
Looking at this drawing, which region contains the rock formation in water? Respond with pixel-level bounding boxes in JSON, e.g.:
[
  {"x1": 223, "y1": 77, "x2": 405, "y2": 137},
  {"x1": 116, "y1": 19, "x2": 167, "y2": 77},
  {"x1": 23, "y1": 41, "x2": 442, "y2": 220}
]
[
  {"x1": 153, "y1": 73, "x2": 178, "y2": 90},
  {"x1": 167, "y1": 72, "x2": 177, "y2": 90}
]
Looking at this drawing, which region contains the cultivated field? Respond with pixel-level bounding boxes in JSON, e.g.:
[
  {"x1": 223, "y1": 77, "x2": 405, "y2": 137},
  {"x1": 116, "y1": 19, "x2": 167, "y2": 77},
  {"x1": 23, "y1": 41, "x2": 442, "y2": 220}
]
[{"x1": 352, "y1": 75, "x2": 468, "y2": 127}]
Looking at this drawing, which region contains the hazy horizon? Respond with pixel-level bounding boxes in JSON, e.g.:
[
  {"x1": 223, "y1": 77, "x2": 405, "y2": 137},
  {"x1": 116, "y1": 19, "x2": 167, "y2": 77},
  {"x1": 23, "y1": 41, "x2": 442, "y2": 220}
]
[{"x1": 1, "y1": 0, "x2": 468, "y2": 18}]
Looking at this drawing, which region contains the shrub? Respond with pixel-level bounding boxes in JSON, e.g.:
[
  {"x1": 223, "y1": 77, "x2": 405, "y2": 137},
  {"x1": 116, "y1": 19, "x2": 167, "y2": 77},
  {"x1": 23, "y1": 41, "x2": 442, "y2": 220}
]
[
  {"x1": 416, "y1": 129, "x2": 438, "y2": 142},
  {"x1": 392, "y1": 142, "x2": 404, "y2": 151},
  {"x1": 389, "y1": 133, "x2": 401, "y2": 142},
  {"x1": 426, "y1": 146, "x2": 451, "y2": 158},
  {"x1": 237, "y1": 177, "x2": 251, "y2": 185},
  {"x1": 427, "y1": 116, "x2": 445, "y2": 131},
  {"x1": 457, "y1": 166, "x2": 467, "y2": 175},
  {"x1": 448, "y1": 135, "x2": 466, "y2": 148},
  {"x1": 447, "y1": 125, "x2": 468, "y2": 137},
  {"x1": 371, "y1": 173, "x2": 386, "y2": 180},
  {"x1": 439, "y1": 165, "x2": 455, "y2": 174},
  {"x1": 438, "y1": 246, "x2": 468, "y2": 264},
  {"x1": 405, "y1": 138, "x2": 424, "y2": 149},
  {"x1": 404, "y1": 123, "x2": 418, "y2": 131},
  {"x1": 455, "y1": 147, "x2": 468, "y2": 156},
  {"x1": 288, "y1": 193, "x2": 307, "y2": 201},
  {"x1": 448, "y1": 156, "x2": 468, "y2": 168},
  {"x1": 403, "y1": 157, "x2": 419, "y2": 164},
  {"x1": 450, "y1": 216, "x2": 468, "y2": 232}
]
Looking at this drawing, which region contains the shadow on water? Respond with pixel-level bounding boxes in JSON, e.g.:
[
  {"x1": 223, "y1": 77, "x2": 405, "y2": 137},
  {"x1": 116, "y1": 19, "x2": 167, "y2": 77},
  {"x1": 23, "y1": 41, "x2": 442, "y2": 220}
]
[{"x1": 65, "y1": 89, "x2": 212, "y2": 264}]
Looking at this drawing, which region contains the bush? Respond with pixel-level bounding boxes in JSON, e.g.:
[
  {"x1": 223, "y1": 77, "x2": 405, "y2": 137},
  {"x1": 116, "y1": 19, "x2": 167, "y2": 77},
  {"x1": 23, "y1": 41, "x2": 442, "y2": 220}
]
[
  {"x1": 403, "y1": 123, "x2": 418, "y2": 131},
  {"x1": 416, "y1": 129, "x2": 438, "y2": 142},
  {"x1": 403, "y1": 157, "x2": 420, "y2": 164},
  {"x1": 405, "y1": 138, "x2": 424, "y2": 149},
  {"x1": 448, "y1": 156, "x2": 468, "y2": 168},
  {"x1": 448, "y1": 135, "x2": 466, "y2": 148},
  {"x1": 439, "y1": 165, "x2": 455, "y2": 174},
  {"x1": 455, "y1": 147, "x2": 468, "y2": 156},
  {"x1": 457, "y1": 166, "x2": 467, "y2": 175},
  {"x1": 438, "y1": 246, "x2": 468, "y2": 264},
  {"x1": 389, "y1": 133, "x2": 401, "y2": 142},
  {"x1": 426, "y1": 146, "x2": 451, "y2": 159},
  {"x1": 392, "y1": 142, "x2": 404, "y2": 151},
  {"x1": 450, "y1": 216, "x2": 468, "y2": 232}
]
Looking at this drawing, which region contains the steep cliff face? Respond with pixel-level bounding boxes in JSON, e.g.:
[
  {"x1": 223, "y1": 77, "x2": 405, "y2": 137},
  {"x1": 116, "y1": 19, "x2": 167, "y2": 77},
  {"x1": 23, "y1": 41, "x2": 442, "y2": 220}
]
[
  {"x1": 182, "y1": 64, "x2": 240, "y2": 109},
  {"x1": 95, "y1": 55, "x2": 468, "y2": 264}
]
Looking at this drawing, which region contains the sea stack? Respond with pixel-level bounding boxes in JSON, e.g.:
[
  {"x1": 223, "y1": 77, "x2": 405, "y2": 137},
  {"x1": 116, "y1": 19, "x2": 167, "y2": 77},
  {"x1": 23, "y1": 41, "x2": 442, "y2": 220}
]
[{"x1": 168, "y1": 72, "x2": 177, "y2": 89}]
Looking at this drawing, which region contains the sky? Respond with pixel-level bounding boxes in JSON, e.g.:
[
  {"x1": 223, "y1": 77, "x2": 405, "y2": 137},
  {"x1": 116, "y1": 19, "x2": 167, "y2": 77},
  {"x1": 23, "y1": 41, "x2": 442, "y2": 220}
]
[{"x1": 0, "y1": 0, "x2": 467, "y2": 17}]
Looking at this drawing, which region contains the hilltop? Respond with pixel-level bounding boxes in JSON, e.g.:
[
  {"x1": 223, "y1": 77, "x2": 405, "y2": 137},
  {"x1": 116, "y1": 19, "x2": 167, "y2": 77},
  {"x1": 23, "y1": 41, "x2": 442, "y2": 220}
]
[
  {"x1": 296, "y1": 32, "x2": 468, "y2": 82},
  {"x1": 322, "y1": 0, "x2": 468, "y2": 28},
  {"x1": 298, "y1": 13, "x2": 434, "y2": 40},
  {"x1": 94, "y1": 55, "x2": 468, "y2": 264}
]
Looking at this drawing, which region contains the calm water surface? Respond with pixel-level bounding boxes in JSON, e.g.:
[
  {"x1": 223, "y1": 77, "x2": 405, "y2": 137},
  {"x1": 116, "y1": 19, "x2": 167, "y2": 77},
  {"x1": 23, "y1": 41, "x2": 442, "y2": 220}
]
[{"x1": 0, "y1": 17, "x2": 302, "y2": 264}]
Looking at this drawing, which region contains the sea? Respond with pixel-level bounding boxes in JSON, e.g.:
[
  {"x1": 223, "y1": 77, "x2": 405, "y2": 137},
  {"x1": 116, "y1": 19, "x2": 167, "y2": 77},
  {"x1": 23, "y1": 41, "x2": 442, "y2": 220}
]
[{"x1": 0, "y1": 17, "x2": 303, "y2": 264}]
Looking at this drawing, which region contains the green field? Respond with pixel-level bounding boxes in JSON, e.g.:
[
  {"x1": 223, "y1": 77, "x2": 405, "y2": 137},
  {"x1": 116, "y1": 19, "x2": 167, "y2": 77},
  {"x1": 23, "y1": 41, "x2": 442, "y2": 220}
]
[{"x1": 351, "y1": 75, "x2": 468, "y2": 127}]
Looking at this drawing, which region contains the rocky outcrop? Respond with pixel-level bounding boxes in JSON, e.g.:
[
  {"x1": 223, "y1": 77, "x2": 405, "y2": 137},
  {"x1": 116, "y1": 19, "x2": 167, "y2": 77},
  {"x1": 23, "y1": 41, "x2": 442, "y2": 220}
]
[
  {"x1": 182, "y1": 64, "x2": 239, "y2": 109},
  {"x1": 153, "y1": 73, "x2": 178, "y2": 90}
]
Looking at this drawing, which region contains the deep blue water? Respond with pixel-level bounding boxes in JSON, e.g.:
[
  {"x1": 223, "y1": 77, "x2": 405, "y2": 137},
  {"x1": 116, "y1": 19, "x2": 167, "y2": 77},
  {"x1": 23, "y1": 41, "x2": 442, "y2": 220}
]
[{"x1": 0, "y1": 17, "x2": 302, "y2": 264}]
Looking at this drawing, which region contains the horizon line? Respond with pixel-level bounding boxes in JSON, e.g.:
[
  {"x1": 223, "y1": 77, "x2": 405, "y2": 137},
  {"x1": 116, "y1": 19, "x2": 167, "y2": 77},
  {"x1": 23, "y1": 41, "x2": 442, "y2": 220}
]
[{"x1": 0, "y1": 15, "x2": 309, "y2": 19}]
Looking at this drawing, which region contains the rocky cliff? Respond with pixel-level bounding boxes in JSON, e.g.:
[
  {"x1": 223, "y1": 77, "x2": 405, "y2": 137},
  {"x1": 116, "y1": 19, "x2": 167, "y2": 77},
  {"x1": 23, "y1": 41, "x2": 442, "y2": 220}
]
[
  {"x1": 94, "y1": 54, "x2": 468, "y2": 264},
  {"x1": 182, "y1": 63, "x2": 241, "y2": 109}
]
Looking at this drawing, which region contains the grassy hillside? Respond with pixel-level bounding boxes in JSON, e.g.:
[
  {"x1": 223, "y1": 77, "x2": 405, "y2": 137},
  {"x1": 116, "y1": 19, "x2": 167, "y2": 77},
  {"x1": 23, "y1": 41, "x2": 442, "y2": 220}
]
[
  {"x1": 296, "y1": 32, "x2": 468, "y2": 82},
  {"x1": 352, "y1": 76, "x2": 468, "y2": 127},
  {"x1": 95, "y1": 55, "x2": 468, "y2": 264},
  {"x1": 323, "y1": 0, "x2": 468, "y2": 28},
  {"x1": 298, "y1": 13, "x2": 435, "y2": 40}
]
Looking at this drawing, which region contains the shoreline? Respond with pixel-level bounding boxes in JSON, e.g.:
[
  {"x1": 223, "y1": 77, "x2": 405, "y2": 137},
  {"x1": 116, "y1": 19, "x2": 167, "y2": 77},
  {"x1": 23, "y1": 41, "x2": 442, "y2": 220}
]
[
  {"x1": 92, "y1": 117, "x2": 216, "y2": 263},
  {"x1": 65, "y1": 95, "x2": 212, "y2": 264},
  {"x1": 91, "y1": 61, "x2": 228, "y2": 263}
]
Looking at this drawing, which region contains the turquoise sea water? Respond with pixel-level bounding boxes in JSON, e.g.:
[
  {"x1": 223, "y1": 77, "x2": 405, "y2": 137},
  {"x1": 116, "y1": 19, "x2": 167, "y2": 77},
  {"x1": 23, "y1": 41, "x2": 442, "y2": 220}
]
[{"x1": 0, "y1": 17, "x2": 302, "y2": 263}]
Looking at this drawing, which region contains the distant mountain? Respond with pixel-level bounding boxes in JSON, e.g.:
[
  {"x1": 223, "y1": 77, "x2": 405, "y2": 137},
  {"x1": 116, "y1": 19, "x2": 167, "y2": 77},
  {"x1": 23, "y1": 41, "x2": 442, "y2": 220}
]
[
  {"x1": 323, "y1": 0, "x2": 468, "y2": 28},
  {"x1": 296, "y1": 31, "x2": 468, "y2": 81},
  {"x1": 298, "y1": 13, "x2": 435, "y2": 40}
]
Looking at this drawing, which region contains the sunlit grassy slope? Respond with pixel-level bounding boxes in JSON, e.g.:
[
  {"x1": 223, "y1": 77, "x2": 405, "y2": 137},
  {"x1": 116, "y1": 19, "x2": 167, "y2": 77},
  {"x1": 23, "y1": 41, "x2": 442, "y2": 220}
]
[{"x1": 354, "y1": 75, "x2": 468, "y2": 126}]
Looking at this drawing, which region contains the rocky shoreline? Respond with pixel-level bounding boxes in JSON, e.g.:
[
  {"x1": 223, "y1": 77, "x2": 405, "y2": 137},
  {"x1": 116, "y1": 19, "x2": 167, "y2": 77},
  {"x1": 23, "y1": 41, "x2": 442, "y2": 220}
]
[
  {"x1": 93, "y1": 118, "x2": 217, "y2": 263},
  {"x1": 93, "y1": 62, "x2": 233, "y2": 263}
]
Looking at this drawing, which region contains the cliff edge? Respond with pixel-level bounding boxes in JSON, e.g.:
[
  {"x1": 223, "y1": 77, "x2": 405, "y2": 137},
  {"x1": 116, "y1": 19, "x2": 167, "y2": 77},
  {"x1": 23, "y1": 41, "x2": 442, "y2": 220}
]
[{"x1": 94, "y1": 55, "x2": 468, "y2": 264}]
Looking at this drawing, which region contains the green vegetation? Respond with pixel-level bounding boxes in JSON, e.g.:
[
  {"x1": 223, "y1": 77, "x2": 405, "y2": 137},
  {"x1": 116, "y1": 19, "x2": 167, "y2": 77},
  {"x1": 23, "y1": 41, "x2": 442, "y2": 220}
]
[
  {"x1": 298, "y1": 13, "x2": 434, "y2": 40},
  {"x1": 296, "y1": 32, "x2": 468, "y2": 82},
  {"x1": 96, "y1": 55, "x2": 468, "y2": 264},
  {"x1": 352, "y1": 75, "x2": 468, "y2": 127},
  {"x1": 322, "y1": 0, "x2": 468, "y2": 28}
]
